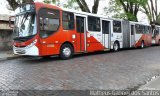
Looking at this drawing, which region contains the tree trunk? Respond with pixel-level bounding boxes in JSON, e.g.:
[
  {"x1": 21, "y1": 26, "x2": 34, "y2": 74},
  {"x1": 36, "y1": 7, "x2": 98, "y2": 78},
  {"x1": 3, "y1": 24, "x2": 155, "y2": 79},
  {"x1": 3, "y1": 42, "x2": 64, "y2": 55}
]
[
  {"x1": 6, "y1": 0, "x2": 34, "y2": 10},
  {"x1": 119, "y1": 0, "x2": 139, "y2": 21},
  {"x1": 92, "y1": 0, "x2": 99, "y2": 14},
  {"x1": 76, "y1": 0, "x2": 100, "y2": 14},
  {"x1": 6, "y1": 0, "x2": 19, "y2": 10}
]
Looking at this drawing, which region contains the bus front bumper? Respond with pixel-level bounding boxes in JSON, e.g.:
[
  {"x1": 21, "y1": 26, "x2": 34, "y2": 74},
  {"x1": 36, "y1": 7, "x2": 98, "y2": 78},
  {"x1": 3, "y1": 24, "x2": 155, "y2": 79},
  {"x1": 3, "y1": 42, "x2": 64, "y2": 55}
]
[{"x1": 13, "y1": 45, "x2": 39, "y2": 56}]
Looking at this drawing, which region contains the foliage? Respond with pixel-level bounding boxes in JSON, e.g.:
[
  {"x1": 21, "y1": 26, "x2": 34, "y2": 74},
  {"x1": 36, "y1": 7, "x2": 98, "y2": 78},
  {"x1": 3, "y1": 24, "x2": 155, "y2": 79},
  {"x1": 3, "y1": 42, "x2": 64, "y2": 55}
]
[
  {"x1": 105, "y1": 0, "x2": 148, "y2": 21},
  {"x1": 43, "y1": 0, "x2": 100, "y2": 14},
  {"x1": 140, "y1": 0, "x2": 160, "y2": 25},
  {"x1": 104, "y1": 0, "x2": 125, "y2": 19}
]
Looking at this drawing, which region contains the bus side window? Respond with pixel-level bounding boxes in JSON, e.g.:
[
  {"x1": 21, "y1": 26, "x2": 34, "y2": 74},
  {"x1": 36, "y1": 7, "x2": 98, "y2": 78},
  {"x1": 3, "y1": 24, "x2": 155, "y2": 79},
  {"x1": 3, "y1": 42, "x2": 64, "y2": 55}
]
[
  {"x1": 102, "y1": 21, "x2": 109, "y2": 34},
  {"x1": 135, "y1": 24, "x2": 141, "y2": 34},
  {"x1": 156, "y1": 27, "x2": 159, "y2": 35},
  {"x1": 39, "y1": 8, "x2": 60, "y2": 38},
  {"x1": 88, "y1": 16, "x2": 101, "y2": 32},
  {"x1": 43, "y1": 18, "x2": 49, "y2": 30},
  {"x1": 76, "y1": 16, "x2": 84, "y2": 33},
  {"x1": 40, "y1": 17, "x2": 43, "y2": 30},
  {"x1": 143, "y1": 26, "x2": 145, "y2": 34},
  {"x1": 62, "y1": 12, "x2": 74, "y2": 30},
  {"x1": 139, "y1": 25, "x2": 143, "y2": 34},
  {"x1": 146, "y1": 26, "x2": 150, "y2": 34},
  {"x1": 131, "y1": 25, "x2": 134, "y2": 35},
  {"x1": 113, "y1": 20, "x2": 121, "y2": 33}
]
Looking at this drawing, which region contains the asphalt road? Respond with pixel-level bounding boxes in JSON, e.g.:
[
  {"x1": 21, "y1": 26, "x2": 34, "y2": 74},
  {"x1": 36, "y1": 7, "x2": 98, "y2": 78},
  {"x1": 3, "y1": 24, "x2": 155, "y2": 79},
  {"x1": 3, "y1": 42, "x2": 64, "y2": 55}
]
[{"x1": 0, "y1": 46, "x2": 160, "y2": 90}]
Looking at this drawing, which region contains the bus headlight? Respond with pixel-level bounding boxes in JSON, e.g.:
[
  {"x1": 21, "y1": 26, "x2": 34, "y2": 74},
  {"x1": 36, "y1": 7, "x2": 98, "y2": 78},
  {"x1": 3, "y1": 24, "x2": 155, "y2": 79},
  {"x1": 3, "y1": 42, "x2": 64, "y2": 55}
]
[{"x1": 26, "y1": 39, "x2": 37, "y2": 48}]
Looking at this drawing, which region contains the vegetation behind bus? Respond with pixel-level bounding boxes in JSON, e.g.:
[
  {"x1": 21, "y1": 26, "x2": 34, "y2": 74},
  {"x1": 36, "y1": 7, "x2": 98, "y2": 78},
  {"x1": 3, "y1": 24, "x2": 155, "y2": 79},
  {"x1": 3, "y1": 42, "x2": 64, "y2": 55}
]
[
  {"x1": 105, "y1": 0, "x2": 160, "y2": 25},
  {"x1": 6, "y1": 0, "x2": 160, "y2": 25}
]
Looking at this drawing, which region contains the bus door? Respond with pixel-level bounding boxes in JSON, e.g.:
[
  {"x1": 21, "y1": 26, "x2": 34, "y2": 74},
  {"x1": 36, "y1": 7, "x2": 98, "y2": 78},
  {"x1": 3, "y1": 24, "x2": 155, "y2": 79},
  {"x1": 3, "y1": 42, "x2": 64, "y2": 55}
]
[
  {"x1": 131, "y1": 25, "x2": 135, "y2": 47},
  {"x1": 102, "y1": 20, "x2": 111, "y2": 49},
  {"x1": 38, "y1": 8, "x2": 60, "y2": 55},
  {"x1": 135, "y1": 24, "x2": 144, "y2": 47},
  {"x1": 76, "y1": 16, "x2": 87, "y2": 52}
]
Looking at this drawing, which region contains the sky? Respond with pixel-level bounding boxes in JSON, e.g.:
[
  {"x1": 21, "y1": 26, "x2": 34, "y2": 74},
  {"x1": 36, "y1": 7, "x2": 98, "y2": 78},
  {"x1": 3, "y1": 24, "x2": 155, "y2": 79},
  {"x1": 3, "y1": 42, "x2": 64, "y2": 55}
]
[{"x1": 0, "y1": 0, "x2": 159, "y2": 24}]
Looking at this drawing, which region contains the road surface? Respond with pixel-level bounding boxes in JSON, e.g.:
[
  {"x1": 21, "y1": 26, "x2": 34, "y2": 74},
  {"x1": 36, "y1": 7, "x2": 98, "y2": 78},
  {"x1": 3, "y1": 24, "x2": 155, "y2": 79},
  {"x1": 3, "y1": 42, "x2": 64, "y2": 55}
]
[{"x1": 0, "y1": 46, "x2": 160, "y2": 90}]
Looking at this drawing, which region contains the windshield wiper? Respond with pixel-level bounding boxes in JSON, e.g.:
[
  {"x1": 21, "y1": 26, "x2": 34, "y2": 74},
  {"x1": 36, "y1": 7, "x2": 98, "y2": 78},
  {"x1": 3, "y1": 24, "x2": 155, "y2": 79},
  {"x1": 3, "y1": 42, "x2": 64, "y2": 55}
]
[
  {"x1": 20, "y1": 13, "x2": 29, "y2": 29},
  {"x1": 14, "y1": 35, "x2": 35, "y2": 42}
]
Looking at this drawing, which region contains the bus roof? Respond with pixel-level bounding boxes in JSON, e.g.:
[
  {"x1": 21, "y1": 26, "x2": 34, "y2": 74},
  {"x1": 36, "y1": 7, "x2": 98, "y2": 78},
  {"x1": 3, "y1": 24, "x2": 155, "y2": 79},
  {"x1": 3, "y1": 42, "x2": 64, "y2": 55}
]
[
  {"x1": 130, "y1": 21, "x2": 150, "y2": 26},
  {"x1": 63, "y1": 8, "x2": 123, "y2": 21}
]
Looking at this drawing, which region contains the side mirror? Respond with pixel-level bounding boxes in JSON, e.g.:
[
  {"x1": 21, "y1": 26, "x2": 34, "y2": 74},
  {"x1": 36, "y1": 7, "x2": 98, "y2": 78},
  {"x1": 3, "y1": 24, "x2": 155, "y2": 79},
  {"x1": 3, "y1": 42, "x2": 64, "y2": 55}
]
[{"x1": 9, "y1": 16, "x2": 15, "y2": 28}]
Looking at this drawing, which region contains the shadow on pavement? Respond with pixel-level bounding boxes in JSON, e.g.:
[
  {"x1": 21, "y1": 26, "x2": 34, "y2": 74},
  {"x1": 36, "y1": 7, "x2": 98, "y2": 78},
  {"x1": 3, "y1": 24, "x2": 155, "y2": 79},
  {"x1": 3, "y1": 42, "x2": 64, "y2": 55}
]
[{"x1": 20, "y1": 46, "x2": 157, "y2": 64}]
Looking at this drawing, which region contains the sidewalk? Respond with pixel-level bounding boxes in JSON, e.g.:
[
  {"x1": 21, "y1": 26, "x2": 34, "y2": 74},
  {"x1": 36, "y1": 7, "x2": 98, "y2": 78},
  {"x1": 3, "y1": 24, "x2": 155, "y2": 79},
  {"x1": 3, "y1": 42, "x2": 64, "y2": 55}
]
[
  {"x1": 0, "y1": 50, "x2": 20, "y2": 61},
  {"x1": 139, "y1": 76, "x2": 160, "y2": 90}
]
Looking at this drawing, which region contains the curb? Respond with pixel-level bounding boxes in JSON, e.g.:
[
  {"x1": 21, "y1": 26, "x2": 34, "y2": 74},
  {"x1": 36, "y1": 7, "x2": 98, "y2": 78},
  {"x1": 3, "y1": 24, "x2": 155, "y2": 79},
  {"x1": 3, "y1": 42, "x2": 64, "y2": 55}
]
[
  {"x1": 0, "y1": 55, "x2": 21, "y2": 62},
  {"x1": 138, "y1": 76, "x2": 160, "y2": 90}
]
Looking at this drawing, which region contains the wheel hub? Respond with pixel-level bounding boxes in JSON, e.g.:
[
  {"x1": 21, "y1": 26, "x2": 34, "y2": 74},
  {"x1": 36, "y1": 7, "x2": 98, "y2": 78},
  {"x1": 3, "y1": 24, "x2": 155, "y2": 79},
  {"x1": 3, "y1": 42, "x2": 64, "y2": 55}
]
[
  {"x1": 141, "y1": 42, "x2": 144, "y2": 48},
  {"x1": 114, "y1": 43, "x2": 118, "y2": 51},
  {"x1": 63, "y1": 47, "x2": 71, "y2": 57}
]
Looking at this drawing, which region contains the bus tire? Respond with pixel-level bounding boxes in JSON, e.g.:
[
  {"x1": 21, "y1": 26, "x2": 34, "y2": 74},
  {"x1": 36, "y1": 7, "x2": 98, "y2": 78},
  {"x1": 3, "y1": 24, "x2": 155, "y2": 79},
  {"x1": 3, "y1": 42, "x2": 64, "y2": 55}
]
[
  {"x1": 60, "y1": 43, "x2": 73, "y2": 60},
  {"x1": 113, "y1": 41, "x2": 119, "y2": 52},
  {"x1": 141, "y1": 41, "x2": 145, "y2": 49}
]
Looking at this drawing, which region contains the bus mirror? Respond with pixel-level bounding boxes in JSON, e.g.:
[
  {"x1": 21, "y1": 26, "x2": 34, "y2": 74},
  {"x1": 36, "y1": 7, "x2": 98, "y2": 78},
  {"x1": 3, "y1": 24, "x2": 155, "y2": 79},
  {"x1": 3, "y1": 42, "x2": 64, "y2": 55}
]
[{"x1": 9, "y1": 16, "x2": 15, "y2": 28}]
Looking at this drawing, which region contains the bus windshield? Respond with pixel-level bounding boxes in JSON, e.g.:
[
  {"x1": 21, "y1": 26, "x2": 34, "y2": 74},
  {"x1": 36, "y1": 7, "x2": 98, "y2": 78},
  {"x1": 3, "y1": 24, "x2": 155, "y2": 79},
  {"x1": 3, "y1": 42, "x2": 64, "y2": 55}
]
[
  {"x1": 13, "y1": 4, "x2": 36, "y2": 42},
  {"x1": 14, "y1": 13, "x2": 36, "y2": 38}
]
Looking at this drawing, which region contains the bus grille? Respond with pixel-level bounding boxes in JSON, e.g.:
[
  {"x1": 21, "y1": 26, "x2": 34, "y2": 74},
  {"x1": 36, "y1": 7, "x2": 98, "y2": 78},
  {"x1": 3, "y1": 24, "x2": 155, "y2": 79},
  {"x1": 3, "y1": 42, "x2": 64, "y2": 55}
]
[{"x1": 15, "y1": 49, "x2": 26, "y2": 54}]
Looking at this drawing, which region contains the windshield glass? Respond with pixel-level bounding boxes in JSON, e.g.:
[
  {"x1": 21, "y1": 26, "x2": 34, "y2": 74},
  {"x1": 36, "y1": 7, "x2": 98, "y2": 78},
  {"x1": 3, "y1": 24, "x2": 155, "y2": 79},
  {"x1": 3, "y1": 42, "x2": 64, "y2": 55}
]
[{"x1": 14, "y1": 13, "x2": 36, "y2": 38}]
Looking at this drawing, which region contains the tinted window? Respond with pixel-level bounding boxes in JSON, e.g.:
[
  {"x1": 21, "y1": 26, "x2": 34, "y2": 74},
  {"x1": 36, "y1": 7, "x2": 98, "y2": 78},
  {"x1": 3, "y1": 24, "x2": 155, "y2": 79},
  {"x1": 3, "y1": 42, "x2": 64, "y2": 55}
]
[
  {"x1": 76, "y1": 16, "x2": 84, "y2": 33},
  {"x1": 88, "y1": 16, "x2": 100, "y2": 32},
  {"x1": 131, "y1": 25, "x2": 134, "y2": 35},
  {"x1": 135, "y1": 25, "x2": 150, "y2": 34},
  {"x1": 144, "y1": 26, "x2": 149, "y2": 34},
  {"x1": 113, "y1": 21, "x2": 121, "y2": 33},
  {"x1": 102, "y1": 20, "x2": 110, "y2": 34},
  {"x1": 155, "y1": 27, "x2": 159, "y2": 35},
  {"x1": 135, "y1": 24, "x2": 142, "y2": 34},
  {"x1": 62, "y1": 12, "x2": 74, "y2": 30},
  {"x1": 39, "y1": 8, "x2": 60, "y2": 38},
  {"x1": 43, "y1": 18, "x2": 59, "y2": 31}
]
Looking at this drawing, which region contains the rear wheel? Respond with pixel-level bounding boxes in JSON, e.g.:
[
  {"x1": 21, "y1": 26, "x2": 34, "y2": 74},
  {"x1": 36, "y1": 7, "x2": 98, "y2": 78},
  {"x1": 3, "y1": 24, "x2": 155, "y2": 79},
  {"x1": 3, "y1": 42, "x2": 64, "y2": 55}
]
[
  {"x1": 141, "y1": 41, "x2": 145, "y2": 49},
  {"x1": 113, "y1": 42, "x2": 119, "y2": 52},
  {"x1": 60, "y1": 43, "x2": 73, "y2": 60}
]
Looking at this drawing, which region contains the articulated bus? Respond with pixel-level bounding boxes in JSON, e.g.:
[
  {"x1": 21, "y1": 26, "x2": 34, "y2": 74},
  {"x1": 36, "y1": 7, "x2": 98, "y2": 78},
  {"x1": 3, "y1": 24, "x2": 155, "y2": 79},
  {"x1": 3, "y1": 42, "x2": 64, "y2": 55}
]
[{"x1": 10, "y1": 2, "x2": 152, "y2": 59}]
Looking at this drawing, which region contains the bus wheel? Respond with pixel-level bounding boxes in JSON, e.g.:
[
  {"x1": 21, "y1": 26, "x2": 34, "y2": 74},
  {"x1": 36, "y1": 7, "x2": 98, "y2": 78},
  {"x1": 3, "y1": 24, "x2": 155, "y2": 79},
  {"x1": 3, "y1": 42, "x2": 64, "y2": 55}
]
[
  {"x1": 141, "y1": 41, "x2": 145, "y2": 49},
  {"x1": 60, "y1": 43, "x2": 73, "y2": 60},
  {"x1": 113, "y1": 42, "x2": 119, "y2": 52}
]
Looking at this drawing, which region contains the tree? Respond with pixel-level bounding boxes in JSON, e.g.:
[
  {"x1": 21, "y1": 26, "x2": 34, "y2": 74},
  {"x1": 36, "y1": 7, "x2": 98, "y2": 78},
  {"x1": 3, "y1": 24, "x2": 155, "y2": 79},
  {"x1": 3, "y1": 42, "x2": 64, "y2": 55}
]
[
  {"x1": 104, "y1": 0, "x2": 127, "y2": 19},
  {"x1": 116, "y1": 0, "x2": 148, "y2": 21},
  {"x1": 43, "y1": 0, "x2": 100, "y2": 14},
  {"x1": 140, "y1": 0, "x2": 160, "y2": 25},
  {"x1": 118, "y1": 0, "x2": 140, "y2": 21},
  {"x1": 105, "y1": 0, "x2": 148, "y2": 22},
  {"x1": 6, "y1": 0, "x2": 34, "y2": 10}
]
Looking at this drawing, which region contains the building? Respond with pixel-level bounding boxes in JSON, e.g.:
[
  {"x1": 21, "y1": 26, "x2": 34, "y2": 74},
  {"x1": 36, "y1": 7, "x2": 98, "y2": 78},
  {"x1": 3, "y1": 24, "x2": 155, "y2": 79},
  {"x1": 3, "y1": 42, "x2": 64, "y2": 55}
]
[{"x1": 0, "y1": 14, "x2": 13, "y2": 50}]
